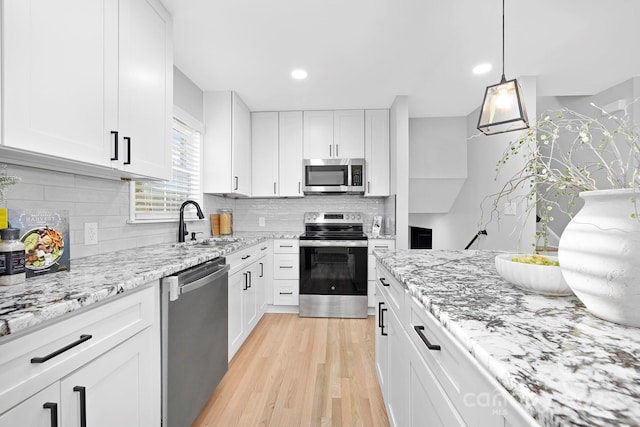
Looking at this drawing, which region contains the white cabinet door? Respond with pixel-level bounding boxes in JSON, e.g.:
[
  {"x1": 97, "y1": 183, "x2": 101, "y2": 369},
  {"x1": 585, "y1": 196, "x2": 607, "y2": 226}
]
[
  {"x1": 2, "y1": 0, "x2": 116, "y2": 166},
  {"x1": 408, "y1": 340, "x2": 466, "y2": 427},
  {"x1": 203, "y1": 91, "x2": 252, "y2": 196},
  {"x1": 60, "y1": 327, "x2": 156, "y2": 427},
  {"x1": 386, "y1": 302, "x2": 408, "y2": 427},
  {"x1": 118, "y1": 0, "x2": 172, "y2": 180},
  {"x1": 303, "y1": 111, "x2": 334, "y2": 159},
  {"x1": 333, "y1": 110, "x2": 365, "y2": 158},
  {"x1": 251, "y1": 112, "x2": 279, "y2": 197},
  {"x1": 365, "y1": 110, "x2": 390, "y2": 196},
  {"x1": 228, "y1": 269, "x2": 245, "y2": 361},
  {"x1": 279, "y1": 111, "x2": 304, "y2": 197},
  {"x1": 243, "y1": 263, "x2": 259, "y2": 333},
  {"x1": 232, "y1": 93, "x2": 252, "y2": 195},
  {"x1": 0, "y1": 383, "x2": 60, "y2": 427},
  {"x1": 375, "y1": 292, "x2": 389, "y2": 404}
]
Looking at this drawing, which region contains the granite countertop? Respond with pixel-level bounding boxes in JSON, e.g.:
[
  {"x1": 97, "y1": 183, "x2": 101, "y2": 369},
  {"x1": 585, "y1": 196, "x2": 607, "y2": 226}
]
[
  {"x1": 0, "y1": 233, "x2": 299, "y2": 339},
  {"x1": 375, "y1": 249, "x2": 640, "y2": 427}
]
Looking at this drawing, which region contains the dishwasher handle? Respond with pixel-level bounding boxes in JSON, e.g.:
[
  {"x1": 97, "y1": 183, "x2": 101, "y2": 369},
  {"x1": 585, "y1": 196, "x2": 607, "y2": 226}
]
[{"x1": 168, "y1": 264, "x2": 230, "y2": 301}]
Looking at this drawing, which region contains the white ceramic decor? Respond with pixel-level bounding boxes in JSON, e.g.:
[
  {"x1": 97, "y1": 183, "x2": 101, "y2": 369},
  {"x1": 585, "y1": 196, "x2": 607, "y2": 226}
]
[
  {"x1": 494, "y1": 254, "x2": 573, "y2": 296},
  {"x1": 559, "y1": 189, "x2": 640, "y2": 327}
]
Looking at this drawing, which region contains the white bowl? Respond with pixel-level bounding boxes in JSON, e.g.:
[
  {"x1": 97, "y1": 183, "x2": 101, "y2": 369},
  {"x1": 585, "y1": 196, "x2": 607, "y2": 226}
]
[{"x1": 494, "y1": 254, "x2": 573, "y2": 296}]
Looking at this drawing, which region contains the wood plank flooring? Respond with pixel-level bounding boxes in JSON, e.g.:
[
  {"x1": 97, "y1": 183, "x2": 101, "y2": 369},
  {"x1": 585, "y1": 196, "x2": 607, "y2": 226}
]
[{"x1": 192, "y1": 314, "x2": 389, "y2": 427}]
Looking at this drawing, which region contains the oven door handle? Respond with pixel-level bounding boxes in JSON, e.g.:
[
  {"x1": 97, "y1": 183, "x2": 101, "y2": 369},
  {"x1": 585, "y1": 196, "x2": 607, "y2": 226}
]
[{"x1": 299, "y1": 240, "x2": 368, "y2": 247}]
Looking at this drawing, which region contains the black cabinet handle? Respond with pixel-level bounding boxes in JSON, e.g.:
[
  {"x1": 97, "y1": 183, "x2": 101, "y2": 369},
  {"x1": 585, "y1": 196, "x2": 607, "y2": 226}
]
[
  {"x1": 234, "y1": 176, "x2": 239, "y2": 191},
  {"x1": 110, "y1": 131, "x2": 118, "y2": 160},
  {"x1": 274, "y1": 182, "x2": 277, "y2": 194},
  {"x1": 414, "y1": 325, "x2": 441, "y2": 351},
  {"x1": 259, "y1": 262, "x2": 264, "y2": 278},
  {"x1": 261, "y1": 246, "x2": 268, "y2": 251},
  {"x1": 31, "y1": 335, "x2": 92, "y2": 364},
  {"x1": 241, "y1": 255, "x2": 251, "y2": 260},
  {"x1": 298, "y1": 182, "x2": 301, "y2": 194},
  {"x1": 380, "y1": 308, "x2": 388, "y2": 336},
  {"x1": 247, "y1": 271, "x2": 252, "y2": 288},
  {"x1": 367, "y1": 181, "x2": 370, "y2": 193},
  {"x1": 43, "y1": 402, "x2": 58, "y2": 427},
  {"x1": 242, "y1": 273, "x2": 248, "y2": 291},
  {"x1": 123, "y1": 136, "x2": 131, "y2": 165},
  {"x1": 329, "y1": 144, "x2": 332, "y2": 157},
  {"x1": 378, "y1": 302, "x2": 384, "y2": 328},
  {"x1": 279, "y1": 265, "x2": 293, "y2": 269},
  {"x1": 335, "y1": 144, "x2": 339, "y2": 157},
  {"x1": 279, "y1": 291, "x2": 293, "y2": 295},
  {"x1": 280, "y1": 244, "x2": 294, "y2": 248},
  {"x1": 379, "y1": 277, "x2": 389, "y2": 287},
  {"x1": 73, "y1": 386, "x2": 87, "y2": 427}
]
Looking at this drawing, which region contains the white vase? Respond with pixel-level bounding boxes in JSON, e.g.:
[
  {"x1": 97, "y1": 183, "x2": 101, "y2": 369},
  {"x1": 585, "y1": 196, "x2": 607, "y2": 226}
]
[{"x1": 558, "y1": 188, "x2": 640, "y2": 327}]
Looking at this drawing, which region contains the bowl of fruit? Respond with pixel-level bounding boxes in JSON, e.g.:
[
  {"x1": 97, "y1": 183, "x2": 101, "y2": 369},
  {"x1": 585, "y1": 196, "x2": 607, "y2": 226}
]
[{"x1": 494, "y1": 253, "x2": 573, "y2": 296}]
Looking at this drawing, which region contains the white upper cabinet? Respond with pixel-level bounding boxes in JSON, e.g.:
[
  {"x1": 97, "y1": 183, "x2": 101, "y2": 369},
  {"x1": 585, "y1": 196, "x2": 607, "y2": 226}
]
[
  {"x1": 203, "y1": 91, "x2": 252, "y2": 196},
  {"x1": 1, "y1": 0, "x2": 172, "y2": 181},
  {"x1": 365, "y1": 109, "x2": 390, "y2": 197},
  {"x1": 303, "y1": 111, "x2": 334, "y2": 159},
  {"x1": 333, "y1": 110, "x2": 365, "y2": 158},
  {"x1": 278, "y1": 112, "x2": 304, "y2": 197},
  {"x1": 251, "y1": 112, "x2": 279, "y2": 197},
  {"x1": 303, "y1": 110, "x2": 364, "y2": 159},
  {"x1": 118, "y1": 0, "x2": 173, "y2": 180},
  {"x1": 251, "y1": 111, "x2": 303, "y2": 198}
]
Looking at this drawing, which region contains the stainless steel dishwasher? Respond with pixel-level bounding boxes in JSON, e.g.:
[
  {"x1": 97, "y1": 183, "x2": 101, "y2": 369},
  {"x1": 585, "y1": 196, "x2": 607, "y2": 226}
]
[{"x1": 160, "y1": 257, "x2": 230, "y2": 427}]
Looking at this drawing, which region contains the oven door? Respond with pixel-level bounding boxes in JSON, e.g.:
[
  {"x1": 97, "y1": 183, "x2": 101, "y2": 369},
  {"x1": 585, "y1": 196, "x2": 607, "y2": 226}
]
[{"x1": 299, "y1": 240, "x2": 368, "y2": 318}]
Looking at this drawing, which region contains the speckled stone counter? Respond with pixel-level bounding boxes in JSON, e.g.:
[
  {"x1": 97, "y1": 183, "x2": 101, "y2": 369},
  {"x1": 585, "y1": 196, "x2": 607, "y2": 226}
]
[
  {"x1": 0, "y1": 233, "x2": 300, "y2": 339},
  {"x1": 375, "y1": 249, "x2": 640, "y2": 427}
]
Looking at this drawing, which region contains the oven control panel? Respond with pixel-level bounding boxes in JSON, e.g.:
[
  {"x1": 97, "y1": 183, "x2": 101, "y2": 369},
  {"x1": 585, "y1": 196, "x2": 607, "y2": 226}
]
[{"x1": 304, "y1": 212, "x2": 363, "y2": 224}]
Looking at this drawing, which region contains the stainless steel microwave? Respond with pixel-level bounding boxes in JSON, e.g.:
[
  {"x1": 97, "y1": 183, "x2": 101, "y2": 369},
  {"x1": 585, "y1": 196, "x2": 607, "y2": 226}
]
[{"x1": 302, "y1": 159, "x2": 365, "y2": 194}]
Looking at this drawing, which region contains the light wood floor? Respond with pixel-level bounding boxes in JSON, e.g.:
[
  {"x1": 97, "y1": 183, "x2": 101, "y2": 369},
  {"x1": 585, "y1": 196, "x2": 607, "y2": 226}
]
[{"x1": 192, "y1": 314, "x2": 389, "y2": 427}]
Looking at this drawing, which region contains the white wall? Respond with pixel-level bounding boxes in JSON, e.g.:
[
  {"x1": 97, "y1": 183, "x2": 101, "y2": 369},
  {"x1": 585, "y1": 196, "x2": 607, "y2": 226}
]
[
  {"x1": 390, "y1": 96, "x2": 410, "y2": 249},
  {"x1": 410, "y1": 77, "x2": 537, "y2": 252},
  {"x1": 174, "y1": 66, "x2": 204, "y2": 122}
]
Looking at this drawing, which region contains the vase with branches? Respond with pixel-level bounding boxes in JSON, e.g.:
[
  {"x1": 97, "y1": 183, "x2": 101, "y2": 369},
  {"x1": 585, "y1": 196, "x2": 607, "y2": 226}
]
[{"x1": 481, "y1": 102, "x2": 640, "y2": 250}]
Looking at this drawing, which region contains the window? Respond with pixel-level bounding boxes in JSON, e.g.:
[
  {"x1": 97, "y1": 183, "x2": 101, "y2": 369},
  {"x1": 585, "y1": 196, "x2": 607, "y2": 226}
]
[{"x1": 131, "y1": 108, "x2": 203, "y2": 221}]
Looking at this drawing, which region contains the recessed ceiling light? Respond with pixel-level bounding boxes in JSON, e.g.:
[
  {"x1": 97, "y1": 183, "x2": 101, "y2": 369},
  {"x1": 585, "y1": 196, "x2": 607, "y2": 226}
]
[
  {"x1": 291, "y1": 69, "x2": 308, "y2": 80},
  {"x1": 472, "y1": 63, "x2": 492, "y2": 75}
]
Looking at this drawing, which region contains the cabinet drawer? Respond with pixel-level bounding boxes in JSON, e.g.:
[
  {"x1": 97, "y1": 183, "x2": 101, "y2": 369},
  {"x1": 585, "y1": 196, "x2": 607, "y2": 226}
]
[
  {"x1": 273, "y1": 239, "x2": 299, "y2": 253},
  {"x1": 273, "y1": 280, "x2": 299, "y2": 305},
  {"x1": 368, "y1": 240, "x2": 395, "y2": 255},
  {"x1": 273, "y1": 254, "x2": 299, "y2": 279},
  {"x1": 0, "y1": 285, "x2": 156, "y2": 414},
  {"x1": 227, "y1": 245, "x2": 259, "y2": 274},
  {"x1": 376, "y1": 262, "x2": 405, "y2": 316},
  {"x1": 406, "y1": 295, "x2": 528, "y2": 426}
]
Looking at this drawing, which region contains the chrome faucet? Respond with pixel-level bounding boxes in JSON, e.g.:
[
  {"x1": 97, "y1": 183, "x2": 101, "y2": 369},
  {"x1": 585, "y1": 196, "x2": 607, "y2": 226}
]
[{"x1": 178, "y1": 200, "x2": 205, "y2": 242}]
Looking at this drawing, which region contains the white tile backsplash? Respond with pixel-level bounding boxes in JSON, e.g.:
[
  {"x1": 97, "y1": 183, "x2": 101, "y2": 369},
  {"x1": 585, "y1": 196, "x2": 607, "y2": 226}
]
[{"x1": 4, "y1": 163, "x2": 394, "y2": 259}]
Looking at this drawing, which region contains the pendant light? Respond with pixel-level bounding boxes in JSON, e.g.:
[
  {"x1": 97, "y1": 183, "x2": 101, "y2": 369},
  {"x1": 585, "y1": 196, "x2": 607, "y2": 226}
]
[{"x1": 477, "y1": 0, "x2": 529, "y2": 135}]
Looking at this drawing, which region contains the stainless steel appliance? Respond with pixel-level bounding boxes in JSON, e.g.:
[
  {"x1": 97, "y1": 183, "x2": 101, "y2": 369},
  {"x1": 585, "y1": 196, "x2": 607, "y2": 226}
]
[
  {"x1": 299, "y1": 212, "x2": 368, "y2": 318},
  {"x1": 160, "y1": 258, "x2": 230, "y2": 427},
  {"x1": 302, "y1": 158, "x2": 365, "y2": 194}
]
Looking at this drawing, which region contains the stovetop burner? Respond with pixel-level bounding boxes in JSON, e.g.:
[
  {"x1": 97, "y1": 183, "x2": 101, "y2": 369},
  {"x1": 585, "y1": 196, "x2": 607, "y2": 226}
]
[{"x1": 300, "y1": 212, "x2": 367, "y2": 241}]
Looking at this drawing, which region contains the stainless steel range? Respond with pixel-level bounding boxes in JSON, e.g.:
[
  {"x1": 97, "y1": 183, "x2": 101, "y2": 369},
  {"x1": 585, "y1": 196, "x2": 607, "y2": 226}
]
[{"x1": 299, "y1": 212, "x2": 368, "y2": 318}]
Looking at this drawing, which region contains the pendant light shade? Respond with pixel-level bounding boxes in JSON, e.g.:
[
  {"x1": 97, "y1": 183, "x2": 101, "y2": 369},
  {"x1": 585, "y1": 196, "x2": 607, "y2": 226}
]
[{"x1": 477, "y1": 0, "x2": 529, "y2": 135}]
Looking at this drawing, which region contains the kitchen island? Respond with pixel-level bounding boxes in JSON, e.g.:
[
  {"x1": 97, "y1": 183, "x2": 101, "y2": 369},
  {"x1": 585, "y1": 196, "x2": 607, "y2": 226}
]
[{"x1": 375, "y1": 249, "x2": 640, "y2": 426}]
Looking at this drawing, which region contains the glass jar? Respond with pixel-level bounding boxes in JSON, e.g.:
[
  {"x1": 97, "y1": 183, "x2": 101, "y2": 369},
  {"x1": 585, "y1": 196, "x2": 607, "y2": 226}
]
[
  {"x1": 218, "y1": 209, "x2": 233, "y2": 235},
  {"x1": 0, "y1": 228, "x2": 26, "y2": 285}
]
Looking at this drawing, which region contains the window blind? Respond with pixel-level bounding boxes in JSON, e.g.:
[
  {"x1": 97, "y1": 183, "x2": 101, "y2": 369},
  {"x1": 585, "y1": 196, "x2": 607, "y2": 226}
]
[{"x1": 133, "y1": 117, "x2": 202, "y2": 220}]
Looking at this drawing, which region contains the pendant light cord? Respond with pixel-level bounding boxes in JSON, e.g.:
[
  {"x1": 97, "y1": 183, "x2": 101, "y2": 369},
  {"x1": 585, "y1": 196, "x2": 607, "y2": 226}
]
[{"x1": 501, "y1": 0, "x2": 506, "y2": 82}]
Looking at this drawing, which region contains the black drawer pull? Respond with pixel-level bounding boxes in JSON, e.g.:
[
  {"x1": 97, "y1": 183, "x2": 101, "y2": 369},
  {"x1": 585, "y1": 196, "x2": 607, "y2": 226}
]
[
  {"x1": 73, "y1": 386, "x2": 87, "y2": 427},
  {"x1": 378, "y1": 302, "x2": 384, "y2": 327},
  {"x1": 414, "y1": 325, "x2": 441, "y2": 351},
  {"x1": 279, "y1": 265, "x2": 293, "y2": 269},
  {"x1": 241, "y1": 255, "x2": 251, "y2": 260},
  {"x1": 43, "y1": 402, "x2": 58, "y2": 427},
  {"x1": 261, "y1": 246, "x2": 268, "y2": 250},
  {"x1": 279, "y1": 245, "x2": 294, "y2": 248},
  {"x1": 243, "y1": 273, "x2": 248, "y2": 291},
  {"x1": 123, "y1": 136, "x2": 131, "y2": 165},
  {"x1": 380, "y1": 308, "x2": 388, "y2": 336},
  {"x1": 110, "y1": 131, "x2": 118, "y2": 160},
  {"x1": 279, "y1": 291, "x2": 293, "y2": 295},
  {"x1": 379, "y1": 277, "x2": 389, "y2": 287},
  {"x1": 31, "y1": 335, "x2": 92, "y2": 364}
]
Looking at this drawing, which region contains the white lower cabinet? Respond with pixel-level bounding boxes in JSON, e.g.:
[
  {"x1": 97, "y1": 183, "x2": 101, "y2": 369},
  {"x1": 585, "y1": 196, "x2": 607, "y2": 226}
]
[
  {"x1": 375, "y1": 261, "x2": 537, "y2": 427},
  {"x1": 0, "y1": 383, "x2": 60, "y2": 427},
  {"x1": 272, "y1": 239, "x2": 300, "y2": 306},
  {"x1": 0, "y1": 285, "x2": 159, "y2": 427},
  {"x1": 228, "y1": 243, "x2": 268, "y2": 361}
]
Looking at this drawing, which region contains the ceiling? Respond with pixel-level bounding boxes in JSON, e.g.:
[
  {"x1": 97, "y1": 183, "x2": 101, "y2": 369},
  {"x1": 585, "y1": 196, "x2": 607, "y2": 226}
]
[{"x1": 159, "y1": 0, "x2": 640, "y2": 118}]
